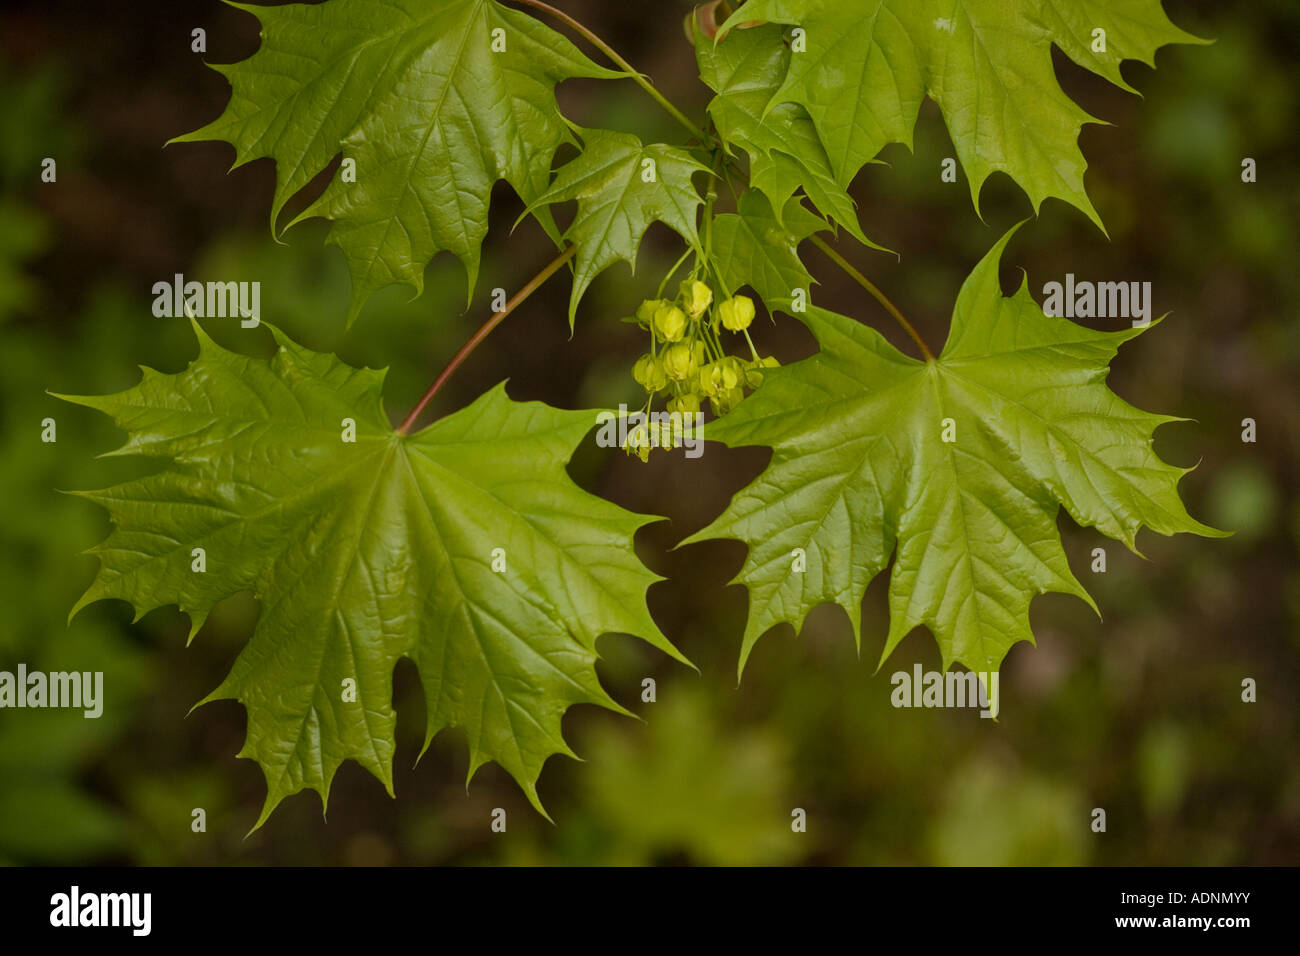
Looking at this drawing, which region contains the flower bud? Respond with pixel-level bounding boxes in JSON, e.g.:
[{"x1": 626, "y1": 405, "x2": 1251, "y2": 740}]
[
  {"x1": 679, "y1": 279, "x2": 713, "y2": 319},
  {"x1": 718, "y1": 295, "x2": 756, "y2": 332},
  {"x1": 653, "y1": 303, "x2": 687, "y2": 342}
]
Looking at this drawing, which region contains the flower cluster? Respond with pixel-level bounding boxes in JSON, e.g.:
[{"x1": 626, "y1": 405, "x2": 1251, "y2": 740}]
[{"x1": 621, "y1": 278, "x2": 778, "y2": 460}]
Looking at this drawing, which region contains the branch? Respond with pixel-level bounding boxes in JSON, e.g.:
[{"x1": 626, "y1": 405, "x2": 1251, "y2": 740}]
[
  {"x1": 395, "y1": 245, "x2": 578, "y2": 435},
  {"x1": 809, "y1": 235, "x2": 935, "y2": 362}
]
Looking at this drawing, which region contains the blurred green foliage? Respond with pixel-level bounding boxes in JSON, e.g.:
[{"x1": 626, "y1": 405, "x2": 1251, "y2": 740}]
[
  {"x1": 558, "y1": 688, "x2": 797, "y2": 865},
  {"x1": 0, "y1": 66, "x2": 143, "y2": 862}
]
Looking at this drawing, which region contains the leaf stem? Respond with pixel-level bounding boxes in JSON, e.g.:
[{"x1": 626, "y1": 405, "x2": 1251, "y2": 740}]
[
  {"x1": 808, "y1": 235, "x2": 936, "y2": 362},
  {"x1": 395, "y1": 245, "x2": 578, "y2": 435},
  {"x1": 513, "y1": 0, "x2": 710, "y2": 144},
  {"x1": 656, "y1": 246, "x2": 693, "y2": 299}
]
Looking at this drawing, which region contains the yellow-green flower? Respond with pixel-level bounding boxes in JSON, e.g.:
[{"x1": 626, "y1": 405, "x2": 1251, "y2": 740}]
[
  {"x1": 679, "y1": 279, "x2": 713, "y2": 319},
  {"x1": 632, "y1": 353, "x2": 667, "y2": 393},
  {"x1": 743, "y1": 355, "x2": 778, "y2": 389},
  {"x1": 653, "y1": 303, "x2": 687, "y2": 342},
  {"x1": 635, "y1": 298, "x2": 668, "y2": 329},
  {"x1": 698, "y1": 361, "x2": 718, "y2": 397},
  {"x1": 668, "y1": 393, "x2": 701, "y2": 415},
  {"x1": 622, "y1": 423, "x2": 651, "y2": 462},
  {"x1": 662, "y1": 342, "x2": 695, "y2": 381},
  {"x1": 709, "y1": 355, "x2": 744, "y2": 392},
  {"x1": 710, "y1": 386, "x2": 745, "y2": 416},
  {"x1": 718, "y1": 295, "x2": 756, "y2": 332}
]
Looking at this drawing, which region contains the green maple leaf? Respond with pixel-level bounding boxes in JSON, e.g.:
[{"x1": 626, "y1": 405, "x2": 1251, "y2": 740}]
[
  {"x1": 710, "y1": 190, "x2": 825, "y2": 311},
  {"x1": 719, "y1": 0, "x2": 1206, "y2": 228},
  {"x1": 686, "y1": 225, "x2": 1225, "y2": 677},
  {"x1": 58, "y1": 324, "x2": 686, "y2": 826},
  {"x1": 695, "y1": 20, "x2": 879, "y2": 249},
  {"x1": 172, "y1": 0, "x2": 619, "y2": 322},
  {"x1": 526, "y1": 128, "x2": 708, "y2": 325}
]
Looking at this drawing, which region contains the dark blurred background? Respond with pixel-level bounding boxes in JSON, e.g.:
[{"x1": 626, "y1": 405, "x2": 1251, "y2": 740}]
[{"x1": 0, "y1": 0, "x2": 1296, "y2": 865}]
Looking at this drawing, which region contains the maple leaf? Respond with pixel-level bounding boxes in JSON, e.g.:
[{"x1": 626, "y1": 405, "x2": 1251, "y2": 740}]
[
  {"x1": 526, "y1": 128, "x2": 709, "y2": 325},
  {"x1": 58, "y1": 324, "x2": 686, "y2": 826},
  {"x1": 685, "y1": 225, "x2": 1225, "y2": 677},
  {"x1": 695, "y1": 20, "x2": 880, "y2": 249},
  {"x1": 719, "y1": 0, "x2": 1206, "y2": 228},
  {"x1": 172, "y1": 0, "x2": 619, "y2": 322}
]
